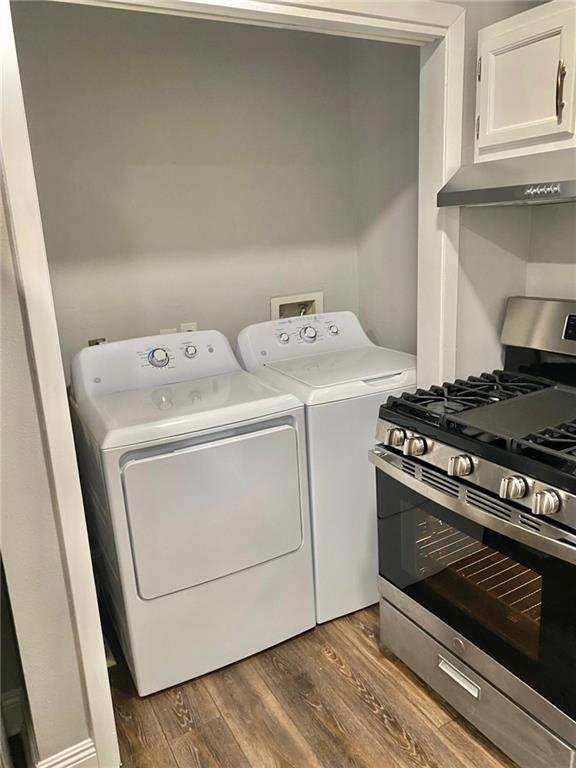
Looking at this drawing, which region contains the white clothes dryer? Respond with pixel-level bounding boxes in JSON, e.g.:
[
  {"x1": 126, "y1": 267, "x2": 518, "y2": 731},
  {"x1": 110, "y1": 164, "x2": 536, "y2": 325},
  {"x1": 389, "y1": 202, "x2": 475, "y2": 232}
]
[
  {"x1": 70, "y1": 330, "x2": 315, "y2": 695},
  {"x1": 237, "y1": 312, "x2": 416, "y2": 623}
]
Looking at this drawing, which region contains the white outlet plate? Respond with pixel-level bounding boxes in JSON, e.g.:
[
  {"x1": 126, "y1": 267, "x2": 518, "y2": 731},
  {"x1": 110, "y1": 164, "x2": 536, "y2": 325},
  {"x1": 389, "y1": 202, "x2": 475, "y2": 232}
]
[
  {"x1": 180, "y1": 322, "x2": 198, "y2": 332},
  {"x1": 160, "y1": 328, "x2": 178, "y2": 334},
  {"x1": 270, "y1": 291, "x2": 324, "y2": 320}
]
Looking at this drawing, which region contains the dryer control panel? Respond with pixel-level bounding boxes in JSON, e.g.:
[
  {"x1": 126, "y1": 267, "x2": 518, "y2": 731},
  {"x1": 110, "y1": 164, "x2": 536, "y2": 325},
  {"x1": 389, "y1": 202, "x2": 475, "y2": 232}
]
[
  {"x1": 237, "y1": 311, "x2": 373, "y2": 371},
  {"x1": 71, "y1": 330, "x2": 241, "y2": 402}
]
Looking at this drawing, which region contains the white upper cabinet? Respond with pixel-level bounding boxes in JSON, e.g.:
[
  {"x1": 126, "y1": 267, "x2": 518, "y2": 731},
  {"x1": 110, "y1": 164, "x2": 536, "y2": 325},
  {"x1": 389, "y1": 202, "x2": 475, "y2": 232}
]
[{"x1": 475, "y1": 1, "x2": 576, "y2": 162}]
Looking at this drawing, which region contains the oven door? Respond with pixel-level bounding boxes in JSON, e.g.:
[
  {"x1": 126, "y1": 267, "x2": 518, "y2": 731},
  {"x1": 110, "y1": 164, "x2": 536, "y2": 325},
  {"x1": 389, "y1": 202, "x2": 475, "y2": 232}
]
[{"x1": 371, "y1": 449, "x2": 576, "y2": 725}]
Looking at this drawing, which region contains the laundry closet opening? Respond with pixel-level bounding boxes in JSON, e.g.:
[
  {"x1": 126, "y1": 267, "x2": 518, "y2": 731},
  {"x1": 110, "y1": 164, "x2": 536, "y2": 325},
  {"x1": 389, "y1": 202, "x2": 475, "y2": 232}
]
[{"x1": 12, "y1": 1, "x2": 420, "y2": 378}]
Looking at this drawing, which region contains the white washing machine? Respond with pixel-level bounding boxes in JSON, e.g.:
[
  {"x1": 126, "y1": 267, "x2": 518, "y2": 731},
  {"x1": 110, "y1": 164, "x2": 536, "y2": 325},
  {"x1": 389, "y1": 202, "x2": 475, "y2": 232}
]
[
  {"x1": 70, "y1": 330, "x2": 315, "y2": 695},
  {"x1": 238, "y1": 311, "x2": 416, "y2": 623}
]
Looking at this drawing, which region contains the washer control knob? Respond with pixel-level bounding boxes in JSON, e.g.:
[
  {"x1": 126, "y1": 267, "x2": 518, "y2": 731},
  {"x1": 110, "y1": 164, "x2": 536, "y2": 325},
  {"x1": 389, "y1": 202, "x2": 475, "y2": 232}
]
[
  {"x1": 329, "y1": 324, "x2": 339, "y2": 336},
  {"x1": 383, "y1": 428, "x2": 406, "y2": 448},
  {"x1": 184, "y1": 344, "x2": 197, "y2": 359},
  {"x1": 278, "y1": 332, "x2": 290, "y2": 344},
  {"x1": 499, "y1": 476, "x2": 528, "y2": 500},
  {"x1": 403, "y1": 436, "x2": 428, "y2": 457},
  {"x1": 148, "y1": 347, "x2": 169, "y2": 368},
  {"x1": 447, "y1": 455, "x2": 473, "y2": 477},
  {"x1": 532, "y1": 489, "x2": 561, "y2": 517},
  {"x1": 301, "y1": 326, "x2": 317, "y2": 343}
]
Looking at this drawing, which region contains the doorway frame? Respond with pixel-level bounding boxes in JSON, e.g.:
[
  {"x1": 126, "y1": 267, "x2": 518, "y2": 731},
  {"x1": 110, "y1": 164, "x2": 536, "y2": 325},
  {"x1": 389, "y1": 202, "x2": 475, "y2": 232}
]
[{"x1": 1, "y1": 2, "x2": 464, "y2": 765}]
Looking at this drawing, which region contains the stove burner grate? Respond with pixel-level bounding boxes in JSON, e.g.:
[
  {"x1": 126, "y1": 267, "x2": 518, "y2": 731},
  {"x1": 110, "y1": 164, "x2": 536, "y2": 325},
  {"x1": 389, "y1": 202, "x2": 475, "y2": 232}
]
[
  {"x1": 519, "y1": 419, "x2": 576, "y2": 466},
  {"x1": 382, "y1": 371, "x2": 576, "y2": 481},
  {"x1": 387, "y1": 371, "x2": 552, "y2": 429}
]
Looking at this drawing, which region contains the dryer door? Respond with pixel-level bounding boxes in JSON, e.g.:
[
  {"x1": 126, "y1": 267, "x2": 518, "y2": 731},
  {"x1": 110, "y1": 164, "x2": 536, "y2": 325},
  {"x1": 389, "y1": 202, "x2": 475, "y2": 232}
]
[{"x1": 122, "y1": 425, "x2": 303, "y2": 599}]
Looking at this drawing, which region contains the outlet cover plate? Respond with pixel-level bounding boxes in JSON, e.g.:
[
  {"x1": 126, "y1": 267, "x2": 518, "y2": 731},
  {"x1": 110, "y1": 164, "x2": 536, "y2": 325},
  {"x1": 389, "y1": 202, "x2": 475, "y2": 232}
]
[
  {"x1": 270, "y1": 291, "x2": 324, "y2": 320},
  {"x1": 180, "y1": 322, "x2": 198, "y2": 332}
]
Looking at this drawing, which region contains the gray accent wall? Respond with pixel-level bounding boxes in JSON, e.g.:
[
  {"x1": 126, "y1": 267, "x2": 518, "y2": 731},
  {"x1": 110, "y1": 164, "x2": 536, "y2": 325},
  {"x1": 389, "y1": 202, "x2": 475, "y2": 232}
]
[{"x1": 13, "y1": 3, "x2": 420, "y2": 377}]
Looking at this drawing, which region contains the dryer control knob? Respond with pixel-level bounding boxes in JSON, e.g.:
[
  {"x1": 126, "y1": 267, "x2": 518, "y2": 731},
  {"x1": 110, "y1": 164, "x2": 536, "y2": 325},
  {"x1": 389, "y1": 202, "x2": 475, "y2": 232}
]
[
  {"x1": 278, "y1": 332, "x2": 290, "y2": 344},
  {"x1": 329, "y1": 324, "x2": 339, "y2": 335},
  {"x1": 184, "y1": 345, "x2": 197, "y2": 359},
  {"x1": 148, "y1": 347, "x2": 169, "y2": 368},
  {"x1": 301, "y1": 326, "x2": 317, "y2": 343}
]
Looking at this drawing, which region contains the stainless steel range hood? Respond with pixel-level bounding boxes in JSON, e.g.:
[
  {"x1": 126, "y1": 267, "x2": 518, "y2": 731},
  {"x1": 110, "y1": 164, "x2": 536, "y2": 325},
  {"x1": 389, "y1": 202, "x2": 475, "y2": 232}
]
[{"x1": 437, "y1": 148, "x2": 576, "y2": 208}]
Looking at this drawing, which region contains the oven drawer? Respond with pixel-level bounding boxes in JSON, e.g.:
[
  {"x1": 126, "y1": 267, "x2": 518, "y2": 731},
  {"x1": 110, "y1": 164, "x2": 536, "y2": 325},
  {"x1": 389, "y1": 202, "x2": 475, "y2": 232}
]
[{"x1": 380, "y1": 599, "x2": 576, "y2": 768}]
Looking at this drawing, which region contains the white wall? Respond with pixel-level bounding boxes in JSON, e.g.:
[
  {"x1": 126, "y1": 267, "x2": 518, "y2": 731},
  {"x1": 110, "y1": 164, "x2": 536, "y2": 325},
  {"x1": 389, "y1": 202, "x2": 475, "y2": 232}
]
[
  {"x1": 527, "y1": 203, "x2": 576, "y2": 298},
  {"x1": 13, "y1": 3, "x2": 419, "y2": 377},
  {"x1": 1, "y1": 190, "x2": 91, "y2": 761}
]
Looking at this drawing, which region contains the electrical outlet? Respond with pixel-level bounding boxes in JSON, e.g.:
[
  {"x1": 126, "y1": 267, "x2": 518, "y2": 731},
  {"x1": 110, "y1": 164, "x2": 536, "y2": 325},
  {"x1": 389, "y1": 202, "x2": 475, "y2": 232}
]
[
  {"x1": 270, "y1": 291, "x2": 324, "y2": 320},
  {"x1": 160, "y1": 328, "x2": 178, "y2": 334},
  {"x1": 180, "y1": 322, "x2": 198, "y2": 332},
  {"x1": 88, "y1": 337, "x2": 106, "y2": 346}
]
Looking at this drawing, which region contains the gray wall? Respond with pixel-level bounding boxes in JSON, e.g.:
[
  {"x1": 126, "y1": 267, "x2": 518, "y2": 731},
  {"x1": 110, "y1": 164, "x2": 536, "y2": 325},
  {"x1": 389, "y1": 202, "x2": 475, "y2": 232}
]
[
  {"x1": 350, "y1": 39, "x2": 419, "y2": 353},
  {"x1": 1, "y1": 188, "x2": 91, "y2": 760},
  {"x1": 13, "y1": 3, "x2": 419, "y2": 377}
]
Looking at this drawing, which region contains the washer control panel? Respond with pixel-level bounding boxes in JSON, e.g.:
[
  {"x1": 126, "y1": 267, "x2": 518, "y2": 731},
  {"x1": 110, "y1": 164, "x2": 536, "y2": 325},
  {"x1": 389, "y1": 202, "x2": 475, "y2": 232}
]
[
  {"x1": 71, "y1": 330, "x2": 241, "y2": 402},
  {"x1": 270, "y1": 316, "x2": 347, "y2": 350},
  {"x1": 237, "y1": 311, "x2": 373, "y2": 371}
]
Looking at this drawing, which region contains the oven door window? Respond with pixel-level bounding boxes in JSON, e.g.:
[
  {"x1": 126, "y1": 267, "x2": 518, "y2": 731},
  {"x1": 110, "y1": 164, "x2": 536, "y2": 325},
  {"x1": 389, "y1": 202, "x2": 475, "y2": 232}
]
[{"x1": 377, "y1": 470, "x2": 576, "y2": 719}]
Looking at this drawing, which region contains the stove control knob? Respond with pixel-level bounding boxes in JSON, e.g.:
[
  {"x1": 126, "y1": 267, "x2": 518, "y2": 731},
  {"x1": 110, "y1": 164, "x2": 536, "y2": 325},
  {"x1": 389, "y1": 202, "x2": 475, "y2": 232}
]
[
  {"x1": 184, "y1": 344, "x2": 197, "y2": 359},
  {"x1": 499, "y1": 476, "x2": 528, "y2": 501},
  {"x1": 301, "y1": 326, "x2": 317, "y2": 343},
  {"x1": 148, "y1": 347, "x2": 169, "y2": 368},
  {"x1": 383, "y1": 428, "x2": 406, "y2": 448},
  {"x1": 403, "y1": 436, "x2": 428, "y2": 457},
  {"x1": 447, "y1": 455, "x2": 473, "y2": 477},
  {"x1": 532, "y1": 489, "x2": 561, "y2": 517}
]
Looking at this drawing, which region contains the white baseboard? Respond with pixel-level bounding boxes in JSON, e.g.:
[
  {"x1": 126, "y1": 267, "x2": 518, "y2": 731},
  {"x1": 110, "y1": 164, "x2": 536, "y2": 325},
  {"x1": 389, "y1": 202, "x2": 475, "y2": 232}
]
[
  {"x1": 36, "y1": 739, "x2": 97, "y2": 768},
  {"x1": 1, "y1": 689, "x2": 23, "y2": 737}
]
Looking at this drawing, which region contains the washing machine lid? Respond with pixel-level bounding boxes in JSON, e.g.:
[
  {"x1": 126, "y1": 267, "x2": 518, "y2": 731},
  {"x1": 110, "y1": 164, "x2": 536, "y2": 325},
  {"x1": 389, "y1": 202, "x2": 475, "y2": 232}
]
[
  {"x1": 74, "y1": 371, "x2": 301, "y2": 449},
  {"x1": 264, "y1": 346, "x2": 416, "y2": 389}
]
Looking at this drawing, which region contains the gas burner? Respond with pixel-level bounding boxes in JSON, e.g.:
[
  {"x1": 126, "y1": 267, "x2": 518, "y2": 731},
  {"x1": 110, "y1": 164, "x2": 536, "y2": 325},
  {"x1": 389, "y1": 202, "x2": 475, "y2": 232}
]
[
  {"x1": 519, "y1": 419, "x2": 576, "y2": 475},
  {"x1": 427, "y1": 399, "x2": 469, "y2": 416},
  {"x1": 385, "y1": 371, "x2": 553, "y2": 430},
  {"x1": 451, "y1": 372, "x2": 548, "y2": 401},
  {"x1": 525, "y1": 419, "x2": 576, "y2": 455}
]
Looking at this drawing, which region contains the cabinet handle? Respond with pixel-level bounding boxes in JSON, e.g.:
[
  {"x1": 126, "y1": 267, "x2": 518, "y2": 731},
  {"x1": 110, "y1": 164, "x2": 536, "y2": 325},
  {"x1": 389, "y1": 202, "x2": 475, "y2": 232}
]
[{"x1": 556, "y1": 59, "x2": 567, "y2": 120}]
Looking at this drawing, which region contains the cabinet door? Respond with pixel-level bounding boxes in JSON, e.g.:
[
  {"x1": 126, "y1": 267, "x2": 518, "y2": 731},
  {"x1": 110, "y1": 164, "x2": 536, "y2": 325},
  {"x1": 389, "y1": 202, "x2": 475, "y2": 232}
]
[{"x1": 476, "y1": 5, "x2": 576, "y2": 156}]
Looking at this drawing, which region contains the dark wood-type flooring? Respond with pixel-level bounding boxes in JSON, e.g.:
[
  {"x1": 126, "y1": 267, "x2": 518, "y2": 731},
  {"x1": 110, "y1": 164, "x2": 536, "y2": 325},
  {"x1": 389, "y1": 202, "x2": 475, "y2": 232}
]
[{"x1": 110, "y1": 606, "x2": 518, "y2": 768}]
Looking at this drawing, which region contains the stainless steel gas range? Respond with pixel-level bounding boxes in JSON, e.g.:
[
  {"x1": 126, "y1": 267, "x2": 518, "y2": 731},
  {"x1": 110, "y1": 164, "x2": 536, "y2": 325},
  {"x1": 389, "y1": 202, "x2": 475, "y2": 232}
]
[{"x1": 370, "y1": 297, "x2": 576, "y2": 768}]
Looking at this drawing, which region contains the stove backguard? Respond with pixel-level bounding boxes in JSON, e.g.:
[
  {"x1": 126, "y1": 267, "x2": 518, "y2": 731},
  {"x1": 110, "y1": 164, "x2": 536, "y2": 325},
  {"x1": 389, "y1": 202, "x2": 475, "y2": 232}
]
[
  {"x1": 503, "y1": 297, "x2": 576, "y2": 387},
  {"x1": 505, "y1": 346, "x2": 576, "y2": 387}
]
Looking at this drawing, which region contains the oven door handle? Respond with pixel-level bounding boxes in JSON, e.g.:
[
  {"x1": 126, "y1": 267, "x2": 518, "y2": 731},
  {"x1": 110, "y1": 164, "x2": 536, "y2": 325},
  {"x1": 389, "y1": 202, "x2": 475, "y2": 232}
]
[{"x1": 369, "y1": 449, "x2": 576, "y2": 566}]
